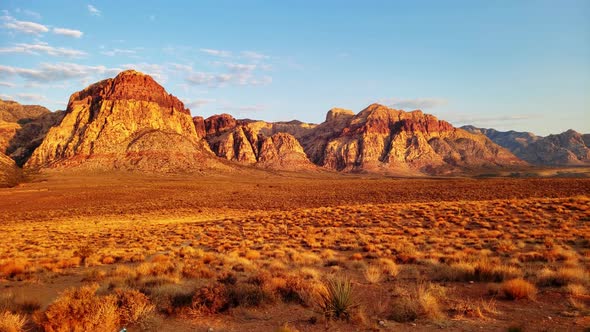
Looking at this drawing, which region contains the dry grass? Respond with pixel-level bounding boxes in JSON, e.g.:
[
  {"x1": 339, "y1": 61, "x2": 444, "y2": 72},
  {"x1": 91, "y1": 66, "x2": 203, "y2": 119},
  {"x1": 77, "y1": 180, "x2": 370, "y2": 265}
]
[
  {"x1": 0, "y1": 311, "x2": 26, "y2": 332},
  {"x1": 502, "y1": 278, "x2": 537, "y2": 300},
  {"x1": 0, "y1": 175, "x2": 589, "y2": 331}
]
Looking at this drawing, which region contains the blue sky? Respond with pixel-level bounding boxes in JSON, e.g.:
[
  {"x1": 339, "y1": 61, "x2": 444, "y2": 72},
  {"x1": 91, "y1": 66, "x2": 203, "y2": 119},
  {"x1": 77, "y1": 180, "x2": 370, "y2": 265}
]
[{"x1": 0, "y1": 1, "x2": 588, "y2": 135}]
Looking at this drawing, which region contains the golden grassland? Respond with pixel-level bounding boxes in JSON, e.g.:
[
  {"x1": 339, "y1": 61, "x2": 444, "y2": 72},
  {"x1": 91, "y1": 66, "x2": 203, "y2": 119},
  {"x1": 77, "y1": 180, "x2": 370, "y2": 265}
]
[{"x1": 0, "y1": 172, "x2": 589, "y2": 331}]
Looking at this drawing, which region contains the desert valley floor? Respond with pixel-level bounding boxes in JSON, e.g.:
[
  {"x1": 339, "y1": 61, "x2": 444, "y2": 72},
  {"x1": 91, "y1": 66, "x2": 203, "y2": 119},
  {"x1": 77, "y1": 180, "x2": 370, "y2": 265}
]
[{"x1": 1, "y1": 171, "x2": 590, "y2": 331}]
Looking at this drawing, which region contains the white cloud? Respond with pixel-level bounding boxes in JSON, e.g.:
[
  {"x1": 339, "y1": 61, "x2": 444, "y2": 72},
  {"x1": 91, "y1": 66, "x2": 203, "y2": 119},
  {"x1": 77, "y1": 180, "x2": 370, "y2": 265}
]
[
  {"x1": 240, "y1": 51, "x2": 269, "y2": 60},
  {"x1": 15, "y1": 93, "x2": 47, "y2": 103},
  {"x1": 217, "y1": 102, "x2": 266, "y2": 114},
  {"x1": 87, "y1": 5, "x2": 101, "y2": 16},
  {"x1": 199, "y1": 48, "x2": 231, "y2": 57},
  {"x1": 0, "y1": 63, "x2": 118, "y2": 82},
  {"x1": 186, "y1": 98, "x2": 216, "y2": 109},
  {"x1": 14, "y1": 9, "x2": 42, "y2": 19},
  {"x1": 379, "y1": 97, "x2": 448, "y2": 110},
  {"x1": 0, "y1": 42, "x2": 86, "y2": 57},
  {"x1": 2, "y1": 15, "x2": 48, "y2": 35},
  {"x1": 101, "y1": 48, "x2": 136, "y2": 56},
  {"x1": 0, "y1": 81, "x2": 15, "y2": 87},
  {"x1": 53, "y1": 27, "x2": 83, "y2": 38},
  {"x1": 186, "y1": 62, "x2": 271, "y2": 87},
  {"x1": 0, "y1": 94, "x2": 14, "y2": 100}
]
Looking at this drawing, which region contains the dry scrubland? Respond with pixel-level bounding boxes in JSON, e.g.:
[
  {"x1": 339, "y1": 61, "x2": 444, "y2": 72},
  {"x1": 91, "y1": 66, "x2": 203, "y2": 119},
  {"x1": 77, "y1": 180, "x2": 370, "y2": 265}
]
[{"x1": 0, "y1": 172, "x2": 590, "y2": 331}]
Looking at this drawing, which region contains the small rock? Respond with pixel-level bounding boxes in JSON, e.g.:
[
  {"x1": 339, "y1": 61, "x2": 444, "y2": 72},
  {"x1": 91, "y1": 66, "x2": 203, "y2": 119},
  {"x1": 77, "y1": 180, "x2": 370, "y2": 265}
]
[
  {"x1": 410, "y1": 323, "x2": 417, "y2": 327},
  {"x1": 378, "y1": 320, "x2": 386, "y2": 327},
  {"x1": 548, "y1": 316, "x2": 552, "y2": 320},
  {"x1": 469, "y1": 280, "x2": 474, "y2": 284},
  {"x1": 208, "y1": 328, "x2": 214, "y2": 332}
]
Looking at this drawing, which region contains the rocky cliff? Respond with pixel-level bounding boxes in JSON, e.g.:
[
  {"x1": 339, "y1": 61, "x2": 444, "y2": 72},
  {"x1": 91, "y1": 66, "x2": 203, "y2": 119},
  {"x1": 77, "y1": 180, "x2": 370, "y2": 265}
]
[
  {"x1": 304, "y1": 104, "x2": 524, "y2": 174},
  {"x1": 0, "y1": 99, "x2": 64, "y2": 166},
  {"x1": 0, "y1": 151, "x2": 18, "y2": 187},
  {"x1": 203, "y1": 114, "x2": 316, "y2": 170},
  {"x1": 462, "y1": 126, "x2": 590, "y2": 165},
  {"x1": 27, "y1": 70, "x2": 223, "y2": 172},
  {"x1": 201, "y1": 104, "x2": 523, "y2": 174}
]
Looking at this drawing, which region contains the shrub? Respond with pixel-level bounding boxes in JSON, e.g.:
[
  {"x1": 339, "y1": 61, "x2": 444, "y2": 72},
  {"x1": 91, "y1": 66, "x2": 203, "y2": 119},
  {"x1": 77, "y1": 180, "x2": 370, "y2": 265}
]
[
  {"x1": 502, "y1": 278, "x2": 537, "y2": 300},
  {"x1": 363, "y1": 265, "x2": 382, "y2": 284},
  {"x1": 390, "y1": 283, "x2": 444, "y2": 322},
  {"x1": 35, "y1": 284, "x2": 119, "y2": 332},
  {"x1": 191, "y1": 285, "x2": 230, "y2": 314},
  {"x1": 317, "y1": 277, "x2": 358, "y2": 320},
  {"x1": 114, "y1": 288, "x2": 155, "y2": 325},
  {"x1": 0, "y1": 311, "x2": 26, "y2": 332}
]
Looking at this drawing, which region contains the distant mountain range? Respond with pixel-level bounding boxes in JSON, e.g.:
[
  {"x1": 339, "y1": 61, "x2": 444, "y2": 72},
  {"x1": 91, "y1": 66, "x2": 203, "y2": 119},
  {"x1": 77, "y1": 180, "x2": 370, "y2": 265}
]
[
  {"x1": 0, "y1": 70, "x2": 587, "y2": 186},
  {"x1": 462, "y1": 126, "x2": 590, "y2": 166}
]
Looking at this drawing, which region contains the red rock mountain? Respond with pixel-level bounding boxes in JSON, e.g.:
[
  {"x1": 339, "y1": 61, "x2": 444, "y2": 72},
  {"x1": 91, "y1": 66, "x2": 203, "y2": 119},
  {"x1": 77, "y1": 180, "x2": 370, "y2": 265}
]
[
  {"x1": 27, "y1": 70, "x2": 225, "y2": 172},
  {"x1": 203, "y1": 114, "x2": 316, "y2": 170},
  {"x1": 463, "y1": 126, "x2": 590, "y2": 165},
  {"x1": 0, "y1": 151, "x2": 18, "y2": 187},
  {"x1": 203, "y1": 104, "x2": 524, "y2": 175},
  {"x1": 0, "y1": 99, "x2": 65, "y2": 167}
]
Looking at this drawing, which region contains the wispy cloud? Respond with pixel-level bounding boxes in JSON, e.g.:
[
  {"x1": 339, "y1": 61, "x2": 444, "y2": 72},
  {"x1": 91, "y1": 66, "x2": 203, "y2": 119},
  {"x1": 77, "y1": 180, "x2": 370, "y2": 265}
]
[
  {"x1": 14, "y1": 93, "x2": 48, "y2": 103},
  {"x1": 379, "y1": 97, "x2": 448, "y2": 110},
  {"x1": 53, "y1": 27, "x2": 83, "y2": 38},
  {"x1": 240, "y1": 51, "x2": 269, "y2": 60},
  {"x1": 186, "y1": 62, "x2": 271, "y2": 87},
  {"x1": 451, "y1": 114, "x2": 534, "y2": 125},
  {"x1": 0, "y1": 63, "x2": 118, "y2": 82},
  {"x1": 186, "y1": 98, "x2": 216, "y2": 109},
  {"x1": 199, "y1": 48, "x2": 231, "y2": 57},
  {"x1": 0, "y1": 81, "x2": 15, "y2": 88},
  {"x1": 100, "y1": 48, "x2": 136, "y2": 57},
  {"x1": 2, "y1": 15, "x2": 48, "y2": 35},
  {"x1": 217, "y1": 102, "x2": 267, "y2": 114},
  {"x1": 87, "y1": 4, "x2": 101, "y2": 16},
  {"x1": 14, "y1": 8, "x2": 41, "y2": 19},
  {"x1": 0, "y1": 42, "x2": 86, "y2": 57}
]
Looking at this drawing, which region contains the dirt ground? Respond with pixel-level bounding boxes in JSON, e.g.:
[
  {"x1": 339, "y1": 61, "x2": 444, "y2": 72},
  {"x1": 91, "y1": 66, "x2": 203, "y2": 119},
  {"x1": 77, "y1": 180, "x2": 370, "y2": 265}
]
[{"x1": 1, "y1": 170, "x2": 589, "y2": 331}]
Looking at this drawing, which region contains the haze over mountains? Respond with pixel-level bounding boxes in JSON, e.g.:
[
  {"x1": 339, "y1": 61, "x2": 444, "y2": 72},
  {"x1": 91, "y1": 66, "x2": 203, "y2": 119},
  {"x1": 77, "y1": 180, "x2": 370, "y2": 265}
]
[{"x1": 0, "y1": 70, "x2": 588, "y2": 186}]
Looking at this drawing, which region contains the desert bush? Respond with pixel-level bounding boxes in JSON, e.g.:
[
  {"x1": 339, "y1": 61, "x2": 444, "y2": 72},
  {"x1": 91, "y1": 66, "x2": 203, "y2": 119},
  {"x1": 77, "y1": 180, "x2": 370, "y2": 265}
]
[
  {"x1": 0, "y1": 311, "x2": 26, "y2": 332},
  {"x1": 34, "y1": 284, "x2": 120, "y2": 332},
  {"x1": 317, "y1": 276, "x2": 358, "y2": 320},
  {"x1": 502, "y1": 278, "x2": 537, "y2": 300},
  {"x1": 191, "y1": 284, "x2": 230, "y2": 314},
  {"x1": 114, "y1": 288, "x2": 155, "y2": 325},
  {"x1": 227, "y1": 283, "x2": 273, "y2": 307},
  {"x1": 276, "y1": 323, "x2": 300, "y2": 332},
  {"x1": 363, "y1": 265, "x2": 382, "y2": 284},
  {"x1": 146, "y1": 283, "x2": 194, "y2": 315},
  {"x1": 537, "y1": 267, "x2": 588, "y2": 287},
  {"x1": 565, "y1": 284, "x2": 587, "y2": 296},
  {"x1": 0, "y1": 292, "x2": 41, "y2": 314},
  {"x1": 0, "y1": 259, "x2": 29, "y2": 279},
  {"x1": 389, "y1": 282, "x2": 444, "y2": 322}
]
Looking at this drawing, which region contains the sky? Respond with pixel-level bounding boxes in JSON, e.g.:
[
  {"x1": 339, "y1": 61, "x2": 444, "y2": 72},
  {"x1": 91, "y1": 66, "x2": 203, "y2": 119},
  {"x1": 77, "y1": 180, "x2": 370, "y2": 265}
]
[{"x1": 0, "y1": 1, "x2": 588, "y2": 136}]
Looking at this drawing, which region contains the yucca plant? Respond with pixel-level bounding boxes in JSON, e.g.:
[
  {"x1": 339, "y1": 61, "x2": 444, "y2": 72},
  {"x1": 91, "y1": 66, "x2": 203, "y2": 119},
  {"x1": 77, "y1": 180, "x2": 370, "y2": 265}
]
[{"x1": 317, "y1": 276, "x2": 358, "y2": 320}]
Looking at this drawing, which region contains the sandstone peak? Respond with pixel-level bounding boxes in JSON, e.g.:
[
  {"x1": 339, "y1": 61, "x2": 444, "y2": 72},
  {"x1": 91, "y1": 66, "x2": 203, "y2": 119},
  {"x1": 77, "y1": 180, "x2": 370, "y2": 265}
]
[
  {"x1": 70, "y1": 70, "x2": 189, "y2": 115},
  {"x1": 326, "y1": 108, "x2": 355, "y2": 122},
  {"x1": 27, "y1": 71, "x2": 224, "y2": 172}
]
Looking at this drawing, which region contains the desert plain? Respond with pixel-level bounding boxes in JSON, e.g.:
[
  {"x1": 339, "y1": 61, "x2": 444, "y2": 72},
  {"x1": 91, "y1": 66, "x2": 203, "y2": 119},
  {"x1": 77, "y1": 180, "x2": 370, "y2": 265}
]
[{"x1": 1, "y1": 169, "x2": 589, "y2": 332}]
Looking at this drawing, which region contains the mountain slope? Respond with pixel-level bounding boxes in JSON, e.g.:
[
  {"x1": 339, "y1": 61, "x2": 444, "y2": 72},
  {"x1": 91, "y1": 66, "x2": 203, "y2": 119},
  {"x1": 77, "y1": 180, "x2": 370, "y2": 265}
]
[
  {"x1": 462, "y1": 126, "x2": 590, "y2": 165},
  {"x1": 27, "y1": 70, "x2": 225, "y2": 172},
  {"x1": 203, "y1": 104, "x2": 524, "y2": 174},
  {"x1": 203, "y1": 114, "x2": 317, "y2": 170}
]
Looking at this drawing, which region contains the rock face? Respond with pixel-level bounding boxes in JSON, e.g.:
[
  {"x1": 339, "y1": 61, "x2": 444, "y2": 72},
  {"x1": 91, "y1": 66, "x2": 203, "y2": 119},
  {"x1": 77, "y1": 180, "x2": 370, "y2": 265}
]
[
  {"x1": 462, "y1": 126, "x2": 590, "y2": 165},
  {"x1": 27, "y1": 70, "x2": 222, "y2": 172},
  {"x1": 0, "y1": 99, "x2": 64, "y2": 166},
  {"x1": 202, "y1": 104, "x2": 523, "y2": 174},
  {"x1": 0, "y1": 151, "x2": 18, "y2": 187},
  {"x1": 299, "y1": 104, "x2": 523, "y2": 174},
  {"x1": 204, "y1": 114, "x2": 316, "y2": 170},
  {"x1": 0, "y1": 99, "x2": 50, "y2": 123}
]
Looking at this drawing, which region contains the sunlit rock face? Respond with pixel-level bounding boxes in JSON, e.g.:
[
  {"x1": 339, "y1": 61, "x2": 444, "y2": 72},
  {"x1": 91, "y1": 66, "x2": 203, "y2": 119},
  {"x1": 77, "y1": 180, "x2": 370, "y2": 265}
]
[{"x1": 27, "y1": 70, "x2": 223, "y2": 172}]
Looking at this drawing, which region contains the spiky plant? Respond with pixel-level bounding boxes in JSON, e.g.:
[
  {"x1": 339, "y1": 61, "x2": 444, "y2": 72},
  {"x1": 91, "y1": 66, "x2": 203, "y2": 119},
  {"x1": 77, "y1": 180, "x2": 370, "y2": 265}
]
[{"x1": 317, "y1": 276, "x2": 358, "y2": 320}]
